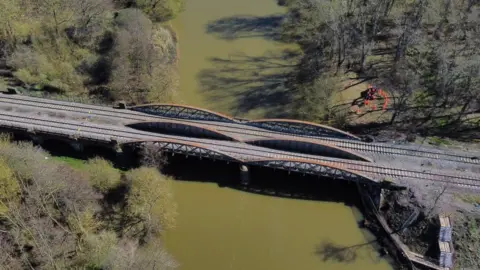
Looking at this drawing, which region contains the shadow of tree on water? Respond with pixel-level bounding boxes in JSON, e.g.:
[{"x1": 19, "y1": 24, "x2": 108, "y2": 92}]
[
  {"x1": 205, "y1": 14, "x2": 285, "y2": 41},
  {"x1": 315, "y1": 240, "x2": 382, "y2": 264},
  {"x1": 198, "y1": 50, "x2": 299, "y2": 118}
]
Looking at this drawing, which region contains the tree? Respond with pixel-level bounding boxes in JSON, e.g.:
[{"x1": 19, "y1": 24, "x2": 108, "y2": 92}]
[
  {"x1": 124, "y1": 167, "x2": 177, "y2": 242},
  {"x1": 109, "y1": 8, "x2": 177, "y2": 103},
  {"x1": 86, "y1": 158, "x2": 122, "y2": 193},
  {"x1": 135, "y1": 0, "x2": 185, "y2": 22},
  {"x1": 0, "y1": 158, "x2": 20, "y2": 215}
]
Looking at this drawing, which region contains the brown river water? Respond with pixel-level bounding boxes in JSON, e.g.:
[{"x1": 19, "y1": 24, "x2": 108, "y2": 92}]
[{"x1": 164, "y1": 1, "x2": 393, "y2": 269}]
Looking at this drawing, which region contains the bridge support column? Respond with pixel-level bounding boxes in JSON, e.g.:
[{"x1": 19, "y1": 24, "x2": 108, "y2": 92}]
[
  {"x1": 240, "y1": 165, "x2": 250, "y2": 185},
  {"x1": 70, "y1": 141, "x2": 84, "y2": 152},
  {"x1": 29, "y1": 135, "x2": 44, "y2": 145},
  {"x1": 379, "y1": 189, "x2": 385, "y2": 209},
  {"x1": 370, "y1": 186, "x2": 383, "y2": 210}
]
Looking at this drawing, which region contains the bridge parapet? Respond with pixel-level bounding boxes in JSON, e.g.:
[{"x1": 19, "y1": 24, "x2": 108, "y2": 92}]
[
  {"x1": 127, "y1": 121, "x2": 242, "y2": 141},
  {"x1": 121, "y1": 139, "x2": 243, "y2": 163},
  {"x1": 246, "y1": 138, "x2": 372, "y2": 162},
  {"x1": 246, "y1": 158, "x2": 379, "y2": 184},
  {"x1": 129, "y1": 104, "x2": 237, "y2": 123},
  {"x1": 246, "y1": 119, "x2": 361, "y2": 140}
]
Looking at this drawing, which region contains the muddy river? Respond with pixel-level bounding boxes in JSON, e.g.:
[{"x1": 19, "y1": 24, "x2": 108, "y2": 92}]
[{"x1": 164, "y1": 1, "x2": 393, "y2": 269}]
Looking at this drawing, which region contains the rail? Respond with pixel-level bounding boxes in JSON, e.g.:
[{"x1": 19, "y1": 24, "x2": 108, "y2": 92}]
[{"x1": 1, "y1": 93, "x2": 478, "y2": 165}]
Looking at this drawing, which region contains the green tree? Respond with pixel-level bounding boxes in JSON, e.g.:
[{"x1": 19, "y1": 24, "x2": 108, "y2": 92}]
[
  {"x1": 135, "y1": 0, "x2": 185, "y2": 22},
  {"x1": 109, "y1": 8, "x2": 178, "y2": 103},
  {"x1": 124, "y1": 167, "x2": 177, "y2": 241},
  {"x1": 0, "y1": 158, "x2": 20, "y2": 215},
  {"x1": 86, "y1": 158, "x2": 122, "y2": 193}
]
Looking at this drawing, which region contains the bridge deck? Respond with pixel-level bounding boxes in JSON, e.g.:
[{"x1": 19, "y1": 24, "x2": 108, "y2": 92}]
[
  {"x1": 1, "y1": 93, "x2": 479, "y2": 183},
  {"x1": 0, "y1": 109, "x2": 478, "y2": 189},
  {"x1": 1, "y1": 94, "x2": 479, "y2": 168}
]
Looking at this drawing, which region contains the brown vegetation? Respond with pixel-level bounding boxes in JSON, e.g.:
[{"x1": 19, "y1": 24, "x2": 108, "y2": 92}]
[
  {"x1": 0, "y1": 0, "x2": 182, "y2": 104},
  {"x1": 282, "y1": 0, "x2": 479, "y2": 138},
  {"x1": 0, "y1": 135, "x2": 177, "y2": 269}
]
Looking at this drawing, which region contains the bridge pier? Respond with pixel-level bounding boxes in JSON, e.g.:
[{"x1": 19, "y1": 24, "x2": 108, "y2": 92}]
[
  {"x1": 29, "y1": 135, "x2": 44, "y2": 145},
  {"x1": 240, "y1": 165, "x2": 250, "y2": 185},
  {"x1": 70, "y1": 141, "x2": 84, "y2": 152}
]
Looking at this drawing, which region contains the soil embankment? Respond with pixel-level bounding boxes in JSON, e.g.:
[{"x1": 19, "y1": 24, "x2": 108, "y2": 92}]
[{"x1": 380, "y1": 187, "x2": 480, "y2": 269}]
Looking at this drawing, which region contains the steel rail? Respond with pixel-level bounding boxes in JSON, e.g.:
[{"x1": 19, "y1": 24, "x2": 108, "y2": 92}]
[
  {"x1": 0, "y1": 112, "x2": 478, "y2": 189},
  {"x1": 0, "y1": 94, "x2": 479, "y2": 165}
]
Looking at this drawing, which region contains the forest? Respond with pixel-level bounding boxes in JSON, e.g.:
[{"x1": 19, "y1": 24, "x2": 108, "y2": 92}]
[
  {"x1": 281, "y1": 0, "x2": 479, "y2": 138},
  {"x1": 0, "y1": 0, "x2": 184, "y2": 104},
  {"x1": 0, "y1": 135, "x2": 177, "y2": 269}
]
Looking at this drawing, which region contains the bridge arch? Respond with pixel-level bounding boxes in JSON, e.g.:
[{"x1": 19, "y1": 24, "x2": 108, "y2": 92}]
[
  {"x1": 247, "y1": 158, "x2": 378, "y2": 184},
  {"x1": 245, "y1": 138, "x2": 372, "y2": 162},
  {"x1": 121, "y1": 139, "x2": 244, "y2": 163},
  {"x1": 246, "y1": 119, "x2": 361, "y2": 140},
  {"x1": 129, "y1": 104, "x2": 237, "y2": 123},
  {"x1": 126, "y1": 120, "x2": 242, "y2": 142}
]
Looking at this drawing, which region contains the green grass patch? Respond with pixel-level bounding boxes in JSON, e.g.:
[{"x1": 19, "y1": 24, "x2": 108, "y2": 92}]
[
  {"x1": 455, "y1": 193, "x2": 480, "y2": 205},
  {"x1": 52, "y1": 155, "x2": 126, "y2": 172},
  {"x1": 52, "y1": 156, "x2": 88, "y2": 170},
  {"x1": 427, "y1": 136, "x2": 451, "y2": 146}
]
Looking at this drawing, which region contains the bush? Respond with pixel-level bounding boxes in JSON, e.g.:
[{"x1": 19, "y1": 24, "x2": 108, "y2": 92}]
[
  {"x1": 0, "y1": 158, "x2": 20, "y2": 215},
  {"x1": 80, "y1": 231, "x2": 118, "y2": 268},
  {"x1": 124, "y1": 167, "x2": 177, "y2": 240},
  {"x1": 135, "y1": 0, "x2": 185, "y2": 22},
  {"x1": 86, "y1": 158, "x2": 122, "y2": 192},
  {"x1": 0, "y1": 139, "x2": 178, "y2": 269},
  {"x1": 109, "y1": 9, "x2": 179, "y2": 103}
]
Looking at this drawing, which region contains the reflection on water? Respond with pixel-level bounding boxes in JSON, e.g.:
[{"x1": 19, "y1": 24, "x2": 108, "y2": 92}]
[
  {"x1": 171, "y1": 0, "x2": 298, "y2": 119},
  {"x1": 168, "y1": 0, "x2": 393, "y2": 269},
  {"x1": 162, "y1": 157, "x2": 392, "y2": 270}
]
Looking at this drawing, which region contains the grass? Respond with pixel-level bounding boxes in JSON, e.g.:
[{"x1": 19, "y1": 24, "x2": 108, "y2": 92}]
[
  {"x1": 455, "y1": 193, "x2": 480, "y2": 205},
  {"x1": 52, "y1": 155, "x2": 126, "y2": 172},
  {"x1": 52, "y1": 156, "x2": 88, "y2": 170},
  {"x1": 453, "y1": 215, "x2": 480, "y2": 269},
  {"x1": 427, "y1": 137, "x2": 451, "y2": 146}
]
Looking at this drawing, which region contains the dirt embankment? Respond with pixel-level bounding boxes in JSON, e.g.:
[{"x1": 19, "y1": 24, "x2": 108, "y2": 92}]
[{"x1": 380, "y1": 187, "x2": 480, "y2": 270}]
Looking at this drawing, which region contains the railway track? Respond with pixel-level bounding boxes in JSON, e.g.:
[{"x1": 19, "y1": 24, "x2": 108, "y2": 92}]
[
  {"x1": 0, "y1": 94, "x2": 479, "y2": 165},
  {"x1": 0, "y1": 111, "x2": 478, "y2": 189}
]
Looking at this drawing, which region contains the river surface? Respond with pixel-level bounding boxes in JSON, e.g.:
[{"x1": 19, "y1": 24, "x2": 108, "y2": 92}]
[{"x1": 165, "y1": 1, "x2": 393, "y2": 269}]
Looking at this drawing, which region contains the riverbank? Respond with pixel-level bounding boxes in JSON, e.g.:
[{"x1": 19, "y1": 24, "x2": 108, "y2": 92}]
[
  {"x1": 378, "y1": 185, "x2": 480, "y2": 269},
  {"x1": 9, "y1": 135, "x2": 393, "y2": 270}
]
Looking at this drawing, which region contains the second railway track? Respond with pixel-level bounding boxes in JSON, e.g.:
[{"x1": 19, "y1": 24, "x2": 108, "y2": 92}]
[
  {"x1": 0, "y1": 94, "x2": 479, "y2": 165},
  {"x1": 0, "y1": 111, "x2": 478, "y2": 190}
]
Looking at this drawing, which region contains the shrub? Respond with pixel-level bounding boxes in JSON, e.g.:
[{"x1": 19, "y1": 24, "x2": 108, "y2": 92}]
[
  {"x1": 0, "y1": 158, "x2": 20, "y2": 215},
  {"x1": 86, "y1": 158, "x2": 122, "y2": 192},
  {"x1": 124, "y1": 167, "x2": 177, "y2": 240},
  {"x1": 135, "y1": 0, "x2": 185, "y2": 22}
]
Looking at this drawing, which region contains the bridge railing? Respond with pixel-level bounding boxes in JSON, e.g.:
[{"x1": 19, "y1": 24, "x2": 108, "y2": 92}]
[{"x1": 16, "y1": 89, "x2": 115, "y2": 108}]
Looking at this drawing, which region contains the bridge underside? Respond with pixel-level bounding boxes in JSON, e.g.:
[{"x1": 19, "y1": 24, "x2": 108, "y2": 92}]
[
  {"x1": 246, "y1": 139, "x2": 372, "y2": 162},
  {"x1": 246, "y1": 119, "x2": 361, "y2": 140},
  {"x1": 122, "y1": 140, "x2": 379, "y2": 185},
  {"x1": 127, "y1": 121, "x2": 240, "y2": 141},
  {"x1": 129, "y1": 104, "x2": 360, "y2": 141},
  {"x1": 129, "y1": 104, "x2": 236, "y2": 122}
]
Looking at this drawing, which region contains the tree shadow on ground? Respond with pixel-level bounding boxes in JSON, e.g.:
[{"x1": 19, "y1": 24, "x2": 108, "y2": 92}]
[
  {"x1": 198, "y1": 50, "x2": 299, "y2": 118},
  {"x1": 205, "y1": 14, "x2": 285, "y2": 41}
]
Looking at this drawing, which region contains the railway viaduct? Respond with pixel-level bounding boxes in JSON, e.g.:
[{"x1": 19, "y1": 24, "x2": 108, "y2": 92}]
[{"x1": 0, "y1": 92, "x2": 478, "y2": 193}]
